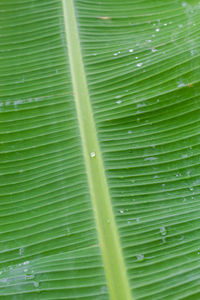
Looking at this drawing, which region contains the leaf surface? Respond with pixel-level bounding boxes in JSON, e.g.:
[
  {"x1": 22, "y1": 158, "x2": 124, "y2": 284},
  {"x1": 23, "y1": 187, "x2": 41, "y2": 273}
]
[{"x1": 1, "y1": 0, "x2": 200, "y2": 299}]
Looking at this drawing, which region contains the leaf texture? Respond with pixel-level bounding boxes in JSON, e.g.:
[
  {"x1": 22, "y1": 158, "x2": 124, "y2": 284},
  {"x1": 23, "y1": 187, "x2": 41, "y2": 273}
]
[{"x1": 1, "y1": 0, "x2": 200, "y2": 299}]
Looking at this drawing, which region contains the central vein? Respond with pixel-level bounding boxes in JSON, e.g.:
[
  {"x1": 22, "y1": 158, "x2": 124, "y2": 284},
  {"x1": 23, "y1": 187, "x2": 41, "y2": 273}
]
[{"x1": 62, "y1": 0, "x2": 132, "y2": 299}]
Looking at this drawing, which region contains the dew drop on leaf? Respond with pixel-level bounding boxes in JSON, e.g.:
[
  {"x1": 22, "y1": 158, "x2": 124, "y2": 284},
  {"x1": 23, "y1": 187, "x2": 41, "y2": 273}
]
[
  {"x1": 116, "y1": 100, "x2": 122, "y2": 104},
  {"x1": 160, "y1": 226, "x2": 167, "y2": 236},
  {"x1": 34, "y1": 281, "x2": 39, "y2": 288},
  {"x1": 90, "y1": 152, "x2": 96, "y2": 158},
  {"x1": 137, "y1": 254, "x2": 144, "y2": 261}
]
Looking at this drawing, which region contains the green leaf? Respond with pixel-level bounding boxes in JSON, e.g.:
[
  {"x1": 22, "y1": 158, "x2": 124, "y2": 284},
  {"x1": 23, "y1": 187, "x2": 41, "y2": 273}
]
[{"x1": 1, "y1": 0, "x2": 200, "y2": 299}]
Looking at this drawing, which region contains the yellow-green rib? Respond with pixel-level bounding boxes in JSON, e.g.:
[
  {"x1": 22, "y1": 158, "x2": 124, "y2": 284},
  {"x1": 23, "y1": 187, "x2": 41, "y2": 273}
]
[{"x1": 62, "y1": 0, "x2": 132, "y2": 299}]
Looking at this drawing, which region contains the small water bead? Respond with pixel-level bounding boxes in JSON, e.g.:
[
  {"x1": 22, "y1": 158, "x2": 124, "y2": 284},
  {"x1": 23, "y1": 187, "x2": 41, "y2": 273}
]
[
  {"x1": 19, "y1": 247, "x2": 24, "y2": 256},
  {"x1": 178, "y1": 83, "x2": 186, "y2": 88},
  {"x1": 152, "y1": 48, "x2": 157, "y2": 52},
  {"x1": 136, "y1": 217, "x2": 140, "y2": 223},
  {"x1": 120, "y1": 209, "x2": 124, "y2": 214},
  {"x1": 90, "y1": 152, "x2": 96, "y2": 158},
  {"x1": 155, "y1": 28, "x2": 160, "y2": 32},
  {"x1": 186, "y1": 171, "x2": 191, "y2": 176},
  {"x1": 116, "y1": 100, "x2": 122, "y2": 104},
  {"x1": 164, "y1": 23, "x2": 167, "y2": 26},
  {"x1": 136, "y1": 63, "x2": 143, "y2": 67},
  {"x1": 34, "y1": 281, "x2": 39, "y2": 288},
  {"x1": 129, "y1": 49, "x2": 134, "y2": 53},
  {"x1": 182, "y1": 2, "x2": 187, "y2": 7},
  {"x1": 128, "y1": 130, "x2": 132, "y2": 134},
  {"x1": 178, "y1": 24, "x2": 183, "y2": 28},
  {"x1": 182, "y1": 154, "x2": 188, "y2": 159},
  {"x1": 160, "y1": 226, "x2": 167, "y2": 235},
  {"x1": 26, "y1": 274, "x2": 35, "y2": 280},
  {"x1": 137, "y1": 103, "x2": 146, "y2": 108},
  {"x1": 135, "y1": 56, "x2": 139, "y2": 59},
  {"x1": 137, "y1": 254, "x2": 144, "y2": 261},
  {"x1": 144, "y1": 157, "x2": 157, "y2": 161}
]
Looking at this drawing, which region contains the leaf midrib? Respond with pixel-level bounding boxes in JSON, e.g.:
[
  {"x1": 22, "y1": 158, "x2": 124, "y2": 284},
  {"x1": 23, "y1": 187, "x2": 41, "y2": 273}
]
[{"x1": 62, "y1": 0, "x2": 132, "y2": 299}]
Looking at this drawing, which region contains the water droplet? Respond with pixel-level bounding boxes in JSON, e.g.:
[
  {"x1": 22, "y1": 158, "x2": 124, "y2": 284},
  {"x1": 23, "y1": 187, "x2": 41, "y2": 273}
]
[
  {"x1": 26, "y1": 274, "x2": 34, "y2": 280},
  {"x1": 187, "y1": 171, "x2": 191, "y2": 176},
  {"x1": 135, "y1": 56, "x2": 139, "y2": 59},
  {"x1": 19, "y1": 247, "x2": 24, "y2": 256},
  {"x1": 152, "y1": 48, "x2": 157, "y2": 52},
  {"x1": 182, "y1": 154, "x2": 188, "y2": 159},
  {"x1": 164, "y1": 23, "x2": 167, "y2": 26},
  {"x1": 128, "y1": 130, "x2": 132, "y2": 134},
  {"x1": 137, "y1": 254, "x2": 144, "y2": 261},
  {"x1": 23, "y1": 261, "x2": 29, "y2": 265},
  {"x1": 34, "y1": 281, "x2": 39, "y2": 288},
  {"x1": 120, "y1": 209, "x2": 124, "y2": 214},
  {"x1": 90, "y1": 152, "x2": 96, "y2": 158},
  {"x1": 178, "y1": 83, "x2": 186, "y2": 88},
  {"x1": 24, "y1": 269, "x2": 28, "y2": 272},
  {"x1": 129, "y1": 49, "x2": 134, "y2": 53},
  {"x1": 137, "y1": 103, "x2": 146, "y2": 108},
  {"x1": 178, "y1": 24, "x2": 183, "y2": 28},
  {"x1": 160, "y1": 226, "x2": 167, "y2": 235},
  {"x1": 182, "y1": 2, "x2": 187, "y2": 7},
  {"x1": 116, "y1": 100, "x2": 122, "y2": 104},
  {"x1": 136, "y1": 217, "x2": 140, "y2": 223},
  {"x1": 136, "y1": 63, "x2": 143, "y2": 67},
  {"x1": 144, "y1": 157, "x2": 157, "y2": 161},
  {"x1": 155, "y1": 28, "x2": 160, "y2": 32}
]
